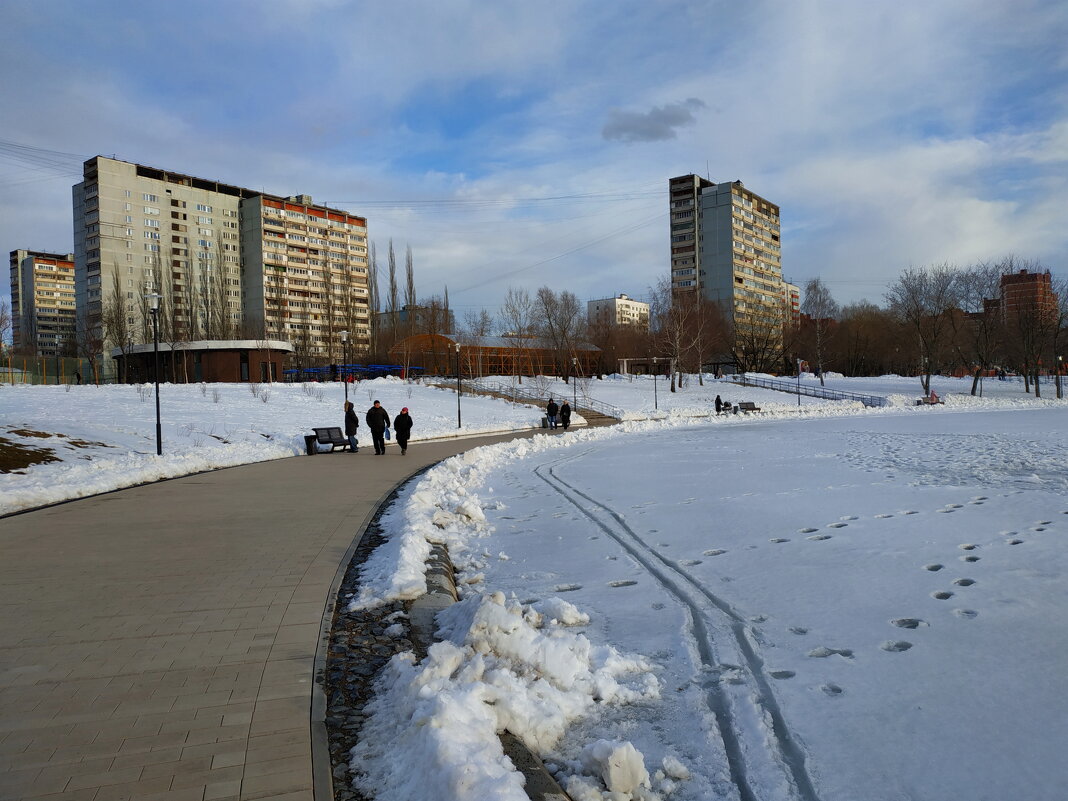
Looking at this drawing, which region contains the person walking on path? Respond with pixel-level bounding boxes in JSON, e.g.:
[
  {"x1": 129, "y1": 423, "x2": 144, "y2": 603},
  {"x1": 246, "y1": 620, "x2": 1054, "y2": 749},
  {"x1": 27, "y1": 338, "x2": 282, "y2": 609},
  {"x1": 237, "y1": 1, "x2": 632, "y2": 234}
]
[
  {"x1": 344, "y1": 401, "x2": 360, "y2": 452},
  {"x1": 546, "y1": 398, "x2": 559, "y2": 429},
  {"x1": 559, "y1": 401, "x2": 572, "y2": 430},
  {"x1": 366, "y1": 400, "x2": 391, "y2": 455},
  {"x1": 715, "y1": 395, "x2": 723, "y2": 415},
  {"x1": 393, "y1": 407, "x2": 413, "y2": 455}
]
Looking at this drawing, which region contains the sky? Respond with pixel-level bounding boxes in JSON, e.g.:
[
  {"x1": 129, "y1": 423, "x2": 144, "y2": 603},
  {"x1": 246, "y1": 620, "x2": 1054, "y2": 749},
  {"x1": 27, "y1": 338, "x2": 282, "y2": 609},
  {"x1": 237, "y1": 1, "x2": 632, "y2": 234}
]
[{"x1": 1, "y1": 0, "x2": 1066, "y2": 325}]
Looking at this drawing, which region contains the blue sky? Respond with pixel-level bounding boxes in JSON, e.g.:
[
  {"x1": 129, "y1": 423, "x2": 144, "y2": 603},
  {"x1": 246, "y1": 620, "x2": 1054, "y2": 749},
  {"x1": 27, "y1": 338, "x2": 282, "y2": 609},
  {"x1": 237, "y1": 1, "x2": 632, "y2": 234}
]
[{"x1": 1, "y1": 0, "x2": 1066, "y2": 324}]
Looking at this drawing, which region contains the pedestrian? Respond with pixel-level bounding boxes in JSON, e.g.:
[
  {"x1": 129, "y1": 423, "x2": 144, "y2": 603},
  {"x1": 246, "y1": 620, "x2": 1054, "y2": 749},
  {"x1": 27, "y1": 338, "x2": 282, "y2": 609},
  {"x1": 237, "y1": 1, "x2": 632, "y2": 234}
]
[
  {"x1": 715, "y1": 394, "x2": 722, "y2": 414},
  {"x1": 393, "y1": 407, "x2": 413, "y2": 454},
  {"x1": 366, "y1": 400, "x2": 391, "y2": 455},
  {"x1": 546, "y1": 398, "x2": 559, "y2": 429},
  {"x1": 559, "y1": 401, "x2": 572, "y2": 430},
  {"x1": 343, "y1": 401, "x2": 359, "y2": 453}
]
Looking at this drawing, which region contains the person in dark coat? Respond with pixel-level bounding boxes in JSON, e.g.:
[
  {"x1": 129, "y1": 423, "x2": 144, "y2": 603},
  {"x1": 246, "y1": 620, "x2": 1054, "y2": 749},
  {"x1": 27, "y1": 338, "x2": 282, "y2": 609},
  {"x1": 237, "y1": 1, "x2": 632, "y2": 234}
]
[
  {"x1": 366, "y1": 400, "x2": 391, "y2": 455},
  {"x1": 715, "y1": 395, "x2": 723, "y2": 414},
  {"x1": 393, "y1": 407, "x2": 413, "y2": 454},
  {"x1": 546, "y1": 398, "x2": 559, "y2": 429},
  {"x1": 559, "y1": 401, "x2": 572, "y2": 430},
  {"x1": 344, "y1": 401, "x2": 359, "y2": 452}
]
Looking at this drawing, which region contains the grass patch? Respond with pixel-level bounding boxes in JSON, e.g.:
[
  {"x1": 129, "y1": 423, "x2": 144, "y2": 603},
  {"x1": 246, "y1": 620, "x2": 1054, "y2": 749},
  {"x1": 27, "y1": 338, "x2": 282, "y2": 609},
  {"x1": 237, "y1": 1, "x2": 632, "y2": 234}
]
[{"x1": 0, "y1": 436, "x2": 60, "y2": 473}]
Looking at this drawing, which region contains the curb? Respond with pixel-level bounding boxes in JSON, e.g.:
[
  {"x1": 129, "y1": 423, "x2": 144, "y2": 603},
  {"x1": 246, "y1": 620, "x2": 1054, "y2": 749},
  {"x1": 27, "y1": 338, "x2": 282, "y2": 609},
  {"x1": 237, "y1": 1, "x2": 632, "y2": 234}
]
[{"x1": 408, "y1": 544, "x2": 572, "y2": 801}]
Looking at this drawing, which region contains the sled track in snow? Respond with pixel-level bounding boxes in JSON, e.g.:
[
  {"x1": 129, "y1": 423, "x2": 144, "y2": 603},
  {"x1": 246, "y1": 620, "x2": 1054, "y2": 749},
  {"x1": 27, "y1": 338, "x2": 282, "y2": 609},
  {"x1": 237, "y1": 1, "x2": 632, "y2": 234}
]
[{"x1": 534, "y1": 450, "x2": 821, "y2": 801}]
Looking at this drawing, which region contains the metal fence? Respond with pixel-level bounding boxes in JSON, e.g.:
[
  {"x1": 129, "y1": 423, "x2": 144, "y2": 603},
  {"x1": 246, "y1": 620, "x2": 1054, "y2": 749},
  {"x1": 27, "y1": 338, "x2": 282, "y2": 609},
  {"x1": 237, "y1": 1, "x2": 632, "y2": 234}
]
[
  {"x1": 467, "y1": 379, "x2": 625, "y2": 419},
  {"x1": 0, "y1": 355, "x2": 96, "y2": 385},
  {"x1": 734, "y1": 374, "x2": 889, "y2": 407}
]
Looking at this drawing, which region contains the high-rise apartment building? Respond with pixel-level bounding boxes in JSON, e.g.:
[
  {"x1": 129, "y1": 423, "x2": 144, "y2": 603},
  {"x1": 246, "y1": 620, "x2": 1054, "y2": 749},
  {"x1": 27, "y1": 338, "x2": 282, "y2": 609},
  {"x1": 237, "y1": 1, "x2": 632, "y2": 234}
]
[
  {"x1": 587, "y1": 293, "x2": 650, "y2": 331},
  {"x1": 8, "y1": 249, "x2": 76, "y2": 356},
  {"x1": 669, "y1": 174, "x2": 783, "y2": 330},
  {"x1": 72, "y1": 157, "x2": 370, "y2": 374},
  {"x1": 999, "y1": 269, "x2": 1057, "y2": 323}
]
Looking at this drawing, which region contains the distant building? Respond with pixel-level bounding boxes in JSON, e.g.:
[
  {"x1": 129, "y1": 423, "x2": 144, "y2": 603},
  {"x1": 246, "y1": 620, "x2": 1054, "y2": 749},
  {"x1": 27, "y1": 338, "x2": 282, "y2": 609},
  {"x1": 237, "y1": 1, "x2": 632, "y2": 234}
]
[
  {"x1": 72, "y1": 156, "x2": 370, "y2": 378},
  {"x1": 668, "y1": 174, "x2": 783, "y2": 331},
  {"x1": 8, "y1": 249, "x2": 76, "y2": 356},
  {"x1": 587, "y1": 294, "x2": 650, "y2": 331},
  {"x1": 783, "y1": 281, "x2": 801, "y2": 326},
  {"x1": 999, "y1": 269, "x2": 1057, "y2": 323},
  {"x1": 389, "y1": 333, "x2": 599, "y2": 377},
  {"x1": 110, "y1": 339, "x2": 294, "y2": 383}
]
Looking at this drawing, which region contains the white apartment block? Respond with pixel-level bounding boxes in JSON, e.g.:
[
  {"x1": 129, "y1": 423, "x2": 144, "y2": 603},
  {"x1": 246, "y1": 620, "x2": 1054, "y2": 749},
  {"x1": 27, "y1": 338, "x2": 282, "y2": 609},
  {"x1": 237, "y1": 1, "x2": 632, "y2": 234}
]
[
  {"x1": 587, "y1": 293, "x2": 649, "y2": 331},
  {"x1": 8, "y1": 249, "x2": 76, "y2": 356},
  {"x1": 72, "y1": 157, "x2": 369, "y2": 373}
]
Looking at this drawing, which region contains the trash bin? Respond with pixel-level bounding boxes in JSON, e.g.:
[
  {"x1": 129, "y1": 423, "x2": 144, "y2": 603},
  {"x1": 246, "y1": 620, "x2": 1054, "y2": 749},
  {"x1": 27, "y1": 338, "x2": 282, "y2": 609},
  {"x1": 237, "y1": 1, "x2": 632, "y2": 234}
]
[
  {"x1": 541, "y1": 416, "x2": 549, "y2": 428},
  {"x1": 304, "y1": 434, "x2": 318, "y2": 455}
]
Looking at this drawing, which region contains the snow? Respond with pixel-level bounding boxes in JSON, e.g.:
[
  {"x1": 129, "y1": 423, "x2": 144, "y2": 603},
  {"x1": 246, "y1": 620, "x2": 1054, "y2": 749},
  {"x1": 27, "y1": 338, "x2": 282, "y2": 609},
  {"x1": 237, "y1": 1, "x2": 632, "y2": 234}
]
[{"x1": 4, "y1": 373, "x2": 1067, "y2": 800}]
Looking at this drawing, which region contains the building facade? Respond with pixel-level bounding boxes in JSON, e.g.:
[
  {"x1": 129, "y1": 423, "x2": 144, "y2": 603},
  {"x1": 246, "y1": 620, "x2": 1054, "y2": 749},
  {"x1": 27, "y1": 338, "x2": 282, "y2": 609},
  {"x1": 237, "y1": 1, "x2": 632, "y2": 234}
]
[
  {"x1": 587, "y1": 293, "x2": 650, "y2": 331},
  {"x1": 669, "y1": 174, "x2": 784, "y2": 331},
  {"x1": 72, "y1": 156, "x2": 370, "y2": 377},
  {"x1": 999, "y1": 269, "x2": 1057, "y2": 323},
  {"x1": 8, "y1": 249, "x2": 76, "y2": 356}
]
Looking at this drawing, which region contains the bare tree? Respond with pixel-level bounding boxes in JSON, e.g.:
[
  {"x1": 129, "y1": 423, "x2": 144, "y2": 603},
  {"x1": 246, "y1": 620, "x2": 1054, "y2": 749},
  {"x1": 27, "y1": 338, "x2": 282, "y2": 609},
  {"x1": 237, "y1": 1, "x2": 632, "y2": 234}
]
[
  {"x1": 386, "y1": 239, "x2": 399, "y2": 348},
  {"x1": 368, "y1": 242, "x2": 380, "y2": 358},
  {"x1": 405, "y1": 245, "x2": 416, "y2": 338},
  {"x1": 534, "y1": 287, "x2": 585, "y2": 379},
  {"x1": 75, "y1": 307, "x2": 104, "y2": 384},
  {"x1": 801, "y1": 277, "x2": 840, "y2": 386},
  {"x1": 650, "y1": 277, "x2": 696, "y2": 390},
  {"x1": 948, "y1": 260, "x2": 1003, "y2": 395},
  {"x1": 499, "y1": 287, "x2": 536, "y2": 383},
  {"x1": 462, "y1": 308, "x2": 494, "y2": 377},
  {"x1": 885, "y1": 263, "x2": 958, "y2": 394},
  {"x1": 102, "y1": 269, "x2": 136, "y2": 382}
]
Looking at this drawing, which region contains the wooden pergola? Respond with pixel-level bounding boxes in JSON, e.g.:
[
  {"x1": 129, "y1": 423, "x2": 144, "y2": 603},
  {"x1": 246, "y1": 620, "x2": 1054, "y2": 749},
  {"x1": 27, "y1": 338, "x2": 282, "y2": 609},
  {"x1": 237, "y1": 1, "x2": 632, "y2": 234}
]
[{"x1": 388, "y1": 334, "x2": 599, "y2": 377}]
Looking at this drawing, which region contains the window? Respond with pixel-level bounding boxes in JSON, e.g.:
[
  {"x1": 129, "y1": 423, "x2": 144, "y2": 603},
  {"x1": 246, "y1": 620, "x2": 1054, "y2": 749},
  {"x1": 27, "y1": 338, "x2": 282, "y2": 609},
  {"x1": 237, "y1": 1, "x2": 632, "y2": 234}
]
[
  {"x1": 145, "y1": 231, "x2": 160, "y2": 240},
  {"x1": 145, "y1": 219, "x2": 159, "y2": 228},
  {"x1": 196, "y1": 203, "x2": 213, "y2": 212},
  {"x1": 144, "y1": 206, "x2": 159, "y2": 215},
  {"x1": 143, "y1": 193, "x2": 159, "y2": 202},
  {"x1": 197, "y1": 216, "x2": 212, "y2": 225}
]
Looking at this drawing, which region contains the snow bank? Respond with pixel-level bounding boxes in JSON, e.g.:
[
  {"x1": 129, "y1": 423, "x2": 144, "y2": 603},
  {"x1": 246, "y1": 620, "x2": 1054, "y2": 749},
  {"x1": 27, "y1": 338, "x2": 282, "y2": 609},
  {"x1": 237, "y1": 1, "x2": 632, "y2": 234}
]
[{"x1": 349, "y1": 592, "x2": 659, "y2": 801}]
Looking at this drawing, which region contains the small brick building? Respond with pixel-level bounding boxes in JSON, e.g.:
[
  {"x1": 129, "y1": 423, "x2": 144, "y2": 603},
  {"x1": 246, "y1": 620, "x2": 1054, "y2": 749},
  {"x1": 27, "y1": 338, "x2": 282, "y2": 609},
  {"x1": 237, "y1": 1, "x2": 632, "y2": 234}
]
[{"x1": 110, "y1": 340, "x2": 294, "y2": 383}]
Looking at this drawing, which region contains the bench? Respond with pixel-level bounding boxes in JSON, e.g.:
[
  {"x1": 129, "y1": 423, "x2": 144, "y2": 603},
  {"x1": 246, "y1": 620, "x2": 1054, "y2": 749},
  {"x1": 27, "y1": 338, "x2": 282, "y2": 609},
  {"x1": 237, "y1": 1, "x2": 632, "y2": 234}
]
[
  {"x1": 915, "y1": 397, "x2": 944, "y2": 406},
  {"x1": 736, "y1": 401, "x2": 761, "y2": 413},
  {"x1": 311, "y1": 427, "x2": 350, "y2": 452}
]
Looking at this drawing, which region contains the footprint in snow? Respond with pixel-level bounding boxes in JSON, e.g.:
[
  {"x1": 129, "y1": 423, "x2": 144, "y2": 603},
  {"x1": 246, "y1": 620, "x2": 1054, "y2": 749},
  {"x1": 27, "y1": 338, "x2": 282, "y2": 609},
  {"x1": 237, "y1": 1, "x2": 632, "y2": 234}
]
[
  {"x1": 789, "y1": 627, "x2": 809, "y2": 635},
  {"x1": 891, "y1": 618, "x2": 927, "y2": 629},
  {"x1": 608, "y1": 580, "x2": 637, "y2": 588},
  {"x1": 1007, "y1": 539, "x2": 1024, "y2": 545},
  {"x1": 827, "y1": 522, "x2": 848, "y2": 528},
  {"x1": 959, "y1": 544, "x2": 978, "y2": 551},
  {"x1": 961, "y1": 555, "x2": 980, "y2": 563},
  {"x1": 924, "y1": 564, "x2": 944, "y2": 572},
  {"x1": 821, "y1": 683, "x2": 844, "y2": 696},
  {"x1": 554, "y1": 584, "x2": 583, "y2": 593},
  {"x1": 875, "y1": 513, "x2": 894, "y2": 519},
  {"x1": 840, "y1": 515, "x2": 859, "y2": 521},
  {"x1": 807, "y1": 534, "x2": 833, "y2": 541},
  {"x1": 954, "y1": 609, "x2": 979, "y2": 619},
  {"x1": 679, "y1": 559, "x2": 702, "y2": 566},
  {"x1": 900, "y1": 510, "x2": 919, "y2": 515},
  {"x1": 703, "y1": 549, "x2": 727, "y2": 556},
  {"x1": 881, "y1": 641, "x2": 913, "y2": 652},
  {"x1": 932, "y1": 591, "x2": 954, "y2": 600},
  {"x1": 770, "y1": 538, "x2": 790, "y2": 543},
  {"x1": 954, "y1": 578, "x2": 975, "y2": 587},
  {"x1": 770, "y1": 670, "x2": 795, "y2": 680},
  {"x1": 799, "y1": 527, "x2": 819, "y2": 534},
  {"x1": 808, "y1": 646, "x2": 854, "y2": 659}
]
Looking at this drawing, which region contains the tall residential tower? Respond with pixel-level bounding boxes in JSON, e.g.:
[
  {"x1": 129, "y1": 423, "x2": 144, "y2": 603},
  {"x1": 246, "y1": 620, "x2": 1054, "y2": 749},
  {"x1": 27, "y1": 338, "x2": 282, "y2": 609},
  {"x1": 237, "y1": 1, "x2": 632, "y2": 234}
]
[{"x1": 669, "y1": 174, "x2": 784, "y2": 330}]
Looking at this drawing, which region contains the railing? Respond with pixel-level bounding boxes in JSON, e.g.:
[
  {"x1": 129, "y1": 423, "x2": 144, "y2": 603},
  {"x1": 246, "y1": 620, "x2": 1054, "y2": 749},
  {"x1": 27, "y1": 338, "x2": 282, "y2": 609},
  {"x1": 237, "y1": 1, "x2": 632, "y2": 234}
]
[
  {"x1": 466, "y1": 379, "x2": 624, "y2": 419},
  {"x1": 733, "y1": 374, "x2": 888, "y2": 408}
]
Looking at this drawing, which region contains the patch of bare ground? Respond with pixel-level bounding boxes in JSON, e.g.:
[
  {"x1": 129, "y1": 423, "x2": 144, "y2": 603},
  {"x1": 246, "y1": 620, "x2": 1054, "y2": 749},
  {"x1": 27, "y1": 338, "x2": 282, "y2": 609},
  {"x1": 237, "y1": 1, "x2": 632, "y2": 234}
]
[{"x1": 0, "y1": 428, "x2": 113, "y2": 473}]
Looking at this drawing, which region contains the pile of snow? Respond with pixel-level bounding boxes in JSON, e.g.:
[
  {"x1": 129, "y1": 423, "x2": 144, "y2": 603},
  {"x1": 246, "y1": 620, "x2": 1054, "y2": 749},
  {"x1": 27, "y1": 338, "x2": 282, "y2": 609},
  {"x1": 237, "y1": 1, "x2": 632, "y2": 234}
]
[{"x1": 349, "y1": 592, "x2": 660, "y2": 801}]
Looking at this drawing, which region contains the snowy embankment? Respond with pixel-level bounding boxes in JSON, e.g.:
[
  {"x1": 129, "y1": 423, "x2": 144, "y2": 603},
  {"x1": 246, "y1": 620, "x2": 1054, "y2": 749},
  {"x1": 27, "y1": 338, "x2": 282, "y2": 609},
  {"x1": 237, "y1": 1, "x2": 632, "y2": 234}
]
[
  {"x1": 344, "y1": 386, "x2": 1065, "y2": 801},
  {"x1": 0, "y1": 378, "x2": 541, "y2": 515}
]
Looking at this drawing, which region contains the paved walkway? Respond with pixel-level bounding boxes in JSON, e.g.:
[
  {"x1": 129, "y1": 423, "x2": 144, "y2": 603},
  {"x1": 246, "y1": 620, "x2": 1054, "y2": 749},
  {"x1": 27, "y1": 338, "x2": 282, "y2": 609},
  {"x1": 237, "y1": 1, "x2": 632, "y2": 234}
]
[{"x1": 0, "y1": 431, "x2": 540, "y2": 801}]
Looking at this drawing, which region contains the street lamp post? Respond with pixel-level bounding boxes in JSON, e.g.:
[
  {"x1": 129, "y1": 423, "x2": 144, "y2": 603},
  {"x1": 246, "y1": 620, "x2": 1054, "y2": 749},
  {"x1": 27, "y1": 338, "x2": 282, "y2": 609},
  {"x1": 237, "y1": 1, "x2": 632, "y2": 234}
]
[
  {"x1": 1057, "y1": 355, "x2": 1063, "y2": 400},
  {"x1": 145, "y1": 289, "x2": 162, "y2": 456},
  {"x1": 340, "y1": 330, "x2": 349, "y2": 403},
  {"x1": 652, "y1": 357, "x2": 659, "y2": 410},
  {"x1": 455, "y1": 342, "x2": 462, "y2": 429},
  {"x1": 797, "y1": 358, "x2": 801, "y2": 407},
  {"x1": 571, "y1": 356, "x2": 578, "y2": 408}
]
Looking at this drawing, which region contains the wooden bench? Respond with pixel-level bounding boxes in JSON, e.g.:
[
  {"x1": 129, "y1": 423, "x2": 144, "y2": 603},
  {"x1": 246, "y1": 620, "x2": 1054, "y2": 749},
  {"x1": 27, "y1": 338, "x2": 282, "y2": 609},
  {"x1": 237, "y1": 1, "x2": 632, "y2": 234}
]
[
  {"x1": 312, "y1": 427, "x2": 350, "y2": 452},
  {"x1": 915, "y1": 397, "x2": 944, "y2": 406},
  {"x1": 736, "y1": 401, "x2": 761, "y2": 413}
]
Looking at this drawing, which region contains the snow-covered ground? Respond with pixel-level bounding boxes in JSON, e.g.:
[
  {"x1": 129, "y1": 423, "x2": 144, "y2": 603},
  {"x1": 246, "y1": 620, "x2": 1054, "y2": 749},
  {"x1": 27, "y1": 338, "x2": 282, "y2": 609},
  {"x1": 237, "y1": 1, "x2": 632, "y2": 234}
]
[
  {"x1": 0, "y1": 377, "x2": 544, "y2": 515},
  {"x1": 347, "y1": 379, "x2": 1068, "y2": 801},
  {"x1": 4, "y1": 372, "x2": 1067, "y2": 799}
]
